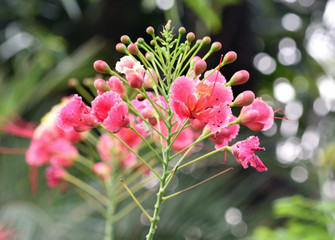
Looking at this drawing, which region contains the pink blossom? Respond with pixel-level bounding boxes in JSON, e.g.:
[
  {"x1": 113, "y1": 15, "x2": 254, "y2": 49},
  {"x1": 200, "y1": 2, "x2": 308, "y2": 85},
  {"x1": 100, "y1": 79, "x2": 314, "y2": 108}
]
[
  {"x1": 107, "y1": 76, "x2": 126, "y2": 97},
  {"x1": 26, "y1": 139, "x2": 51, "y2": 166},
  {"x1": 231, "y1": 136, "x2": 267, "y2": 172},
  {"x1": 204, "y1": 69, "x2": 227, "y2": 84},
  {"x1": 91, "y1": 91, "x2": 129, "y2": 133},
  {"x1": 117, "y1": 124, "x2": 146, "y2": 149},
  {"x1": 45, "y1": 166, "x2": 66, "y2": 188},
  {"x1": 57, "y1": 94, "x2": 96, "y2": 132},
  {"x1": 115, "y1": 56, "x2": 145, "y2": 88},
  {"x1": 49, "y1": 139, "x2": 78, "y2": 167},
  {"x1": 210, "y1": 116, "x2": 240, "y2": 149},
  {"x1": 170, "y1": 76, "x2": 233, "y2": 133},
  {"x1": 239, "y1": 97, "x2": 274, "y2": 131}
]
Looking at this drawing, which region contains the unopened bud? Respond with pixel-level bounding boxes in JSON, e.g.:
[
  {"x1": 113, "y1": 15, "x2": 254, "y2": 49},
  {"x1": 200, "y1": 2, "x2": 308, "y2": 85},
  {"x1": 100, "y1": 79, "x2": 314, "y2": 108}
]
[
  {"x1": 120, "y1": 35, "x2": 131, "y2": 44},
  {"x1": 190, "y1": 56, "x2": 201, "y2": 66},
  {"x1": 145, "y1": 52, "x2": 154, "y2": 61},
  {"x1": 210, "y1": 42, "x2": 222, "y2": 52},
  {"x1": 232, "y1": 90, "x2": 255, "y2": 107},
  {"x1": 179, "y1": 27, "x2": 186, "y2": 34},
  {"x1": 186, "y1": 32, "x2": 195, "y2": 42},
  {"x1": 93, "y1": 60, "x2": 112, "y2": 74},
  {"x1": 127, "y1": 43, "x2": 139, "y2": 55},
  {"x1": 150, "y1": 39, "x2": 155, "y2": 45},
  {"x1": 194, "y1": 59, "x2": 207, "y2": 75},
  {"x1": 223, "y1": 51, "x2": 237, "y2": 64},
  {"x1": 92, "y1": 162, "x2": 110, "y2": 181},
  {"x1": 108, "y1": 76, "x2": 126, "y2": 98},
  {"x1": 137, "y1": 37, "x2": 145, "y2": 44},
  {"x1": 202, "y1": 36, "x2": 211, "y2": 45},
  {"x1": 136, "y1": 94, "x2": 145, "y2": 101},
  {"x1": 146, "y1": 26, "x2": 154, "y2": 35},
  {"x1": 94, "y1": 79, "x2": 109, "y2": 93},
  {"x1": 126, "y1": 73, "x2": 143, "y2": 89},
  {"x1": 227, "y1": 70, "x2": 250, "y2": 86},
  {"x1": 115, "y1": 43, "x2": 127, "y2": 53}
]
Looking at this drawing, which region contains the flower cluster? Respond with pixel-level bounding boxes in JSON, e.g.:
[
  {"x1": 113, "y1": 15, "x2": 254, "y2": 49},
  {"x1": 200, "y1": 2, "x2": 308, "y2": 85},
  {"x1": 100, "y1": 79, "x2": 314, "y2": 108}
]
[{"x1": 1, "y1": 21, "x2": 278, "y2": 240}]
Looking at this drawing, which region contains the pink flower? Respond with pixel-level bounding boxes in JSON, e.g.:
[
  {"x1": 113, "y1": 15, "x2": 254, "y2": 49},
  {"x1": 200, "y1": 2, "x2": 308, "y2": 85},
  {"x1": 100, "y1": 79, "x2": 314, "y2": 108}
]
[
  {"x1": 170, "y1": 76, "x2": 233, "y2": 133},
  {"x1": 57, "y1": 95, "x2": 96, "y2": 132},
  {"x1": 26, "y1": 139, "x2": 51, "y2": 166},
  {"x1": 107, "y1": 76, "x2": 126, "y2": 97},
  {"x1": 231, "y1": 136, "x2": 267, "y2": 172},
  {"x1": 0, "y1": 222, "x2": 20, "y2": 240},
  {"x1": 91, "y1": 91, "x2": 129, "y2": 133},
  {"x1": 49, "y1": 139, "x2": 78, "y2": 167},
  {"x1": 45, "y1": 166, "x2": 66, "y2": 188},
  {"x1": 115, "y1": 56, "x2": 145, "y2": 88},
  {"x1": 239, "y1": 97, "x2": 274, "y2": 131},
  {"x1": 210, "y1": 116, "x2": 240, "y2": 149}
]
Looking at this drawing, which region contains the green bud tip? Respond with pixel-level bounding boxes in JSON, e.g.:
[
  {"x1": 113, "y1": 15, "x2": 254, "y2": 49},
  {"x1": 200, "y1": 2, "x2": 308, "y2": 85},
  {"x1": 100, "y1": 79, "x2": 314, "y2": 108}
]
[
  {"x1": 202, "y1": 36, "x2": 211, "y2": 45},
  {"x1": 186, "y1": 32, "x2": 195, "y2": 42},
  {"x1": 120, "y1": 35, "x2": 131, "y2": 44},
  {"x1": 145, "y1": 52, "x2": 154, "y2": 61},
  {"x1": 211, "y1": 42, "x2": 222, "y2": 52},
  {"x1": 137, "y1": 37, "x2": 145, "y2": 44},
  {"x1": 146, "y1": 26, "x2": 154, "y2": 35},
  {"x1": 178, "y1": 27, "x2": 186, "y2": 35},
  {"x1": 115, "y1": 43, "x2": 127, "y2": 53}
]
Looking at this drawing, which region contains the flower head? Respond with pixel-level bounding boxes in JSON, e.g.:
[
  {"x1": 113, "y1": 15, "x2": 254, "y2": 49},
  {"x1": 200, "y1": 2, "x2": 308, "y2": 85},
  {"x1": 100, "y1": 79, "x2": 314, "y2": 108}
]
[
  {"x1": 210, "y1": 116, "x2": 240, "y2": 149},
  {"x1": 115, "y1": 56, "x2": 145, "y2": 88},
  {"x1": 91, "y1": 91, "x2": 129, "y2": 133},
  {"x1": 231, "y1": 136, "x2": 267, "y2": 172},
  {"x1": 45, "y1": 166, "x2": 66, "y2": 188},
  {"x1": 57, "y1": 94, "x2": 96, "y2": 132},
  {"x1": 170, "y1": 75, "x2": 233, "y2": 133}
]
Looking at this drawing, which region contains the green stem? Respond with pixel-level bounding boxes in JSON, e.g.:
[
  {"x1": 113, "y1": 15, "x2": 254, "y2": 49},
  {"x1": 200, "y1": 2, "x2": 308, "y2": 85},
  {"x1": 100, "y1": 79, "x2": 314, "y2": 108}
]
[{"x1": 104, "y1": 175, "x2": 116, "y2": 240}]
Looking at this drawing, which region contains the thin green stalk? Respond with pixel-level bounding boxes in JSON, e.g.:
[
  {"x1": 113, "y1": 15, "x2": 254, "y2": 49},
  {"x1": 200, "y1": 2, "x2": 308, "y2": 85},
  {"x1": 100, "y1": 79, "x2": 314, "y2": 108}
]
[
  {"x1": 104, "y1": 175, "x2": 116, "y2": 240},
  {"x1": 63, "y1": 173, "x2": 109, "y2": 206}
]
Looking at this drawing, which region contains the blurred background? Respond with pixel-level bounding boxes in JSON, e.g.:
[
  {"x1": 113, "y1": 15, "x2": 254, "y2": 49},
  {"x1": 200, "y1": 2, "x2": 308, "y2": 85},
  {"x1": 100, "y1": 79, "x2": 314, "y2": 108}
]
[{"x1": 1, "y1": 0, "x2": 335, "y2": 239}]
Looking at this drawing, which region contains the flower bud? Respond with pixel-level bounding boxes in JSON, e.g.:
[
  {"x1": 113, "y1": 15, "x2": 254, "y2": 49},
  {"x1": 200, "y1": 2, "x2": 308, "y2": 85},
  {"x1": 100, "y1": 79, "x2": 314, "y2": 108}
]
[
  {"x1": 137, "y1": 37, "x2": 145, "y2": 44},
  {"x1": 115, "y1": 43, "x2": 127, "y2": 53},
  {"x1": 227, "y1": 70, "x2": 250, "y2": 86},
  {"x1": 223, "y1": 51, "x2": 237, "y2": 64},
  {"x1": 232, "y1": 90, "x2": 255, "y2": 107},
  {"x1": 136, "y1": 93, "x2": 145, "y2": 101},
  {"x1": 210, "y1": 42, "x2": 222, "y2": 52},
  {"x1": 144, "y1": 69, "x2": 158, "y2": 88},
  {"x1": 145, "y1": 52, "x2": 154, "y2": 61},
  {"x1": 93, "y1": 60, "x2": 112, "y2": 74},
  {"x1": 108, "y1": 76, "x2": 126, "y2": 98},
  {"x1": 202, "y1": 36, "x2": 211, "y2": 45},
  {"x1": 179, "y1": 27, "x2": 186, "y2": 34},
  {"x1": 150, "y1": 39, "x2": 155, "y2": 45},
  {"x1": 94, "y1": 79, "x2": 110, "y2": 93},
  {"x1": 194, "y1": 59, "x2": 207, "y2": 75},
  {"x1": 120, "y1": 35, "x2": 131, "y2": 44},
  {"x1": 146, "y1": 26, "x2": 154, "y2": 35},
  {"x1": 127, "y1": 43, "x2": 139, "y2": 55},
  {"x1": 190, "y1": 56, "x2": 201, "y2": 66},
  {"x1": 186, "y1": 32, "x2": 195, "y2": 42},
  {"x1": 126, "y1": 73, "x2": 143, "y2": 89}
]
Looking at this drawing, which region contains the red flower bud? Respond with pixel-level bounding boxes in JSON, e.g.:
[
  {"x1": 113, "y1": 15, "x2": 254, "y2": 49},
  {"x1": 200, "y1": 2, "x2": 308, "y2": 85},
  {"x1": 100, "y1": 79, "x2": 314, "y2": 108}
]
[
  {"x1": 127, "y1": 43, "x2": 139, "y2": 55},
  {"x1": 120, "y1": 35, "x2": 131, "y2": 44},
  {"x1": 233, "y1": 90, "x2": 255, "y2": 107},
  {"x1": 210, "y1": 42, "x2": 222, "y2": 52},
  {"x1": 93, "y1": 60, "x2": 111, "y2": 74},
  {"x1": 146, "y1": 26, "x2": 154, "y2": 35},
  {"x1": 115, "y1": 43, "x2": 127, "y2": 53},
  {"x1": 202, "y1": 36, "x2": 211, "y2": 45},
  {"x1": 194, "y1": 59, "x2": 207, "y2": 75},
  {"x1": 223, "y1": 51, "x2": 237, "y2": 64},
  {"x1": 186, "y1": 32, "x2": 195, "y2": 42},
  {"x1": 228, "y1": 70, "x2": 250, "y2": 86},
  {"x1": 179, "y1": 27, "x2": 186, "y2": 34}
]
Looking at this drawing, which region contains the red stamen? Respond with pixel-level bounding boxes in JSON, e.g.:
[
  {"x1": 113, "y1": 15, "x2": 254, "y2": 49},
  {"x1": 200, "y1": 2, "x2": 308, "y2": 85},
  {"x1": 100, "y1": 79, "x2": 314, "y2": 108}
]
[{"x1": 274, "y1": 108, "x2": 294, "y2": 122}]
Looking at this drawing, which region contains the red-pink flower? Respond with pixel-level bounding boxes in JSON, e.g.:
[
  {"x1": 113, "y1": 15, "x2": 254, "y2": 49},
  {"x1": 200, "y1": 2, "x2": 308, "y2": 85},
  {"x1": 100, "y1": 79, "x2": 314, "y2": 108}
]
[
  {"x1": 170, "y1": 76, "x2": 233, "y2": 133},
  {"x1": 210, "y1": 116, "x2": 240, "y2": 149},
  {"x1": 45, "y1": 166, "x2": 66, "y2": 188},
  {"x1": 115, "y1": 56, "x2": 145, "y2": 88},
  {"x1": 49, "y1": 139, "x2": 78, "y2": 167},
  {"x1": 91, "y1": 91, "x2": 129, "y2": 133},
  {"x1": 26, "y1": 139, "x2": 51, "y2": 166},
  {"x1": 57, "y1": 94, "x2": 96, "y2": 132},
  {"x1": 97, "y1": 134, "x2": 115, "y2": 162},
  {"x1": 231, "y1": 136, "x2": 267, "y2": 172}
]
